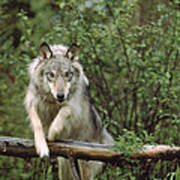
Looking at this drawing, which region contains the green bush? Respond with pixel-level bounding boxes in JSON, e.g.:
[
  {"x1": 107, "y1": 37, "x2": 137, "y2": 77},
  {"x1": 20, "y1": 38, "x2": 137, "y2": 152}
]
[{"x1": 0, "y1": 0, "x2": 179, "y2": 179}]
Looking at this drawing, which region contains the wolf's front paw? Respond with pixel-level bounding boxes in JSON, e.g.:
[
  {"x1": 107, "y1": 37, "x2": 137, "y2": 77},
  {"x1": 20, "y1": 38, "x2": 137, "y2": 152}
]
[
  {"x1": 48, "y1": 125, "x2": 60, "y2": 141},
  {"x1": 35, "y1": 137, "x2": 49, "y2": 158}
]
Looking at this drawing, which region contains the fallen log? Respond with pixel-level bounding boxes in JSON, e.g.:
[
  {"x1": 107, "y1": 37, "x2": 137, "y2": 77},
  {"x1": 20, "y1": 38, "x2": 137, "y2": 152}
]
[{"x1": 0, "y1": 136, "x2": 180, "y2": 166}]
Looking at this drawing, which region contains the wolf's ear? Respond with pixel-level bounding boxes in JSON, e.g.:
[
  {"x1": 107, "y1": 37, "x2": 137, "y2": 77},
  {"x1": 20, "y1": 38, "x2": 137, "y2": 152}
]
[
  {"x1": 65, "y1": 43, "x2": 79, "y2": 61},
  {"x1": 39, "y1": 43, "x2": 53, "y2": 59}
]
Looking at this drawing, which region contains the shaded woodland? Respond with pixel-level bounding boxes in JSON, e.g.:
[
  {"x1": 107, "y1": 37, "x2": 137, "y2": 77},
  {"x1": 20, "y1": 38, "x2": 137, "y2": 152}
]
[{"x1": 0, "y1": 0, "x2": 179, "y2": 179}]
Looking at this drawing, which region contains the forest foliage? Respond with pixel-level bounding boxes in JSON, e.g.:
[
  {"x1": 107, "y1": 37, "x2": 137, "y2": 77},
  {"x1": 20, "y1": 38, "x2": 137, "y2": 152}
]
[{"x1": 0, "y1": 0, "x2": 179, "y2": 179}]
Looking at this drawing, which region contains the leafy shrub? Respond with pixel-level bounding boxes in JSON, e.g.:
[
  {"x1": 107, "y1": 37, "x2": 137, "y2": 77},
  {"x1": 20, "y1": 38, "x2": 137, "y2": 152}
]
[{"x1": 0, "y1": 0, "x2": 179, "y2": 179}]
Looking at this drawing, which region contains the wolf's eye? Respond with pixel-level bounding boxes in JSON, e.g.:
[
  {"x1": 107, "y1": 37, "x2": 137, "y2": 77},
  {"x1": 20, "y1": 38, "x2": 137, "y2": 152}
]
[
  {"x1": 49, "y1": 72, "x2": 55, "y2": 78},
  {"x1": 65, "y1": 71, "x2": 73, "y2": 81},
  {"x1": 47, "y1": 72, "x2": 55, "y2": 81},
  {"x1": 65, "y1": 71, "x2": 70, "y2": 78}
]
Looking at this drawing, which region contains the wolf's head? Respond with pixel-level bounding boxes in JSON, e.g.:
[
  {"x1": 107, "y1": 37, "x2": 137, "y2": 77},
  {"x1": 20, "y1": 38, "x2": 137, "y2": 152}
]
[{"x1": 38, "y1": 43, "x2": 87, "y2": 104}]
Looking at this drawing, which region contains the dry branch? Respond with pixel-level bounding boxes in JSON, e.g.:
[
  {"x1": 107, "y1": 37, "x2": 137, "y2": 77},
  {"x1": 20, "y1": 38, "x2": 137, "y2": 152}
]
[{"x1": 0, "y1": 136, "x2": 180, "y2": 166}]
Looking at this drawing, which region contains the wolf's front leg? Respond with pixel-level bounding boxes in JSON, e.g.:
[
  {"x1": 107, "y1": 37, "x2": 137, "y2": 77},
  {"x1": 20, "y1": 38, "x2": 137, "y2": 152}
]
[
  {"x1": 48, "y1": 106, "x2": 72, "y2": 141},
  {"x1": 29, "y1": 105, "x2": 49, "y2": 158}
]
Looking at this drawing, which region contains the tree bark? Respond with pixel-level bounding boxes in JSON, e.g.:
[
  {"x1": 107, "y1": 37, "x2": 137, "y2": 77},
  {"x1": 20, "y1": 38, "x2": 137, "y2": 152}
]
[{"x1": 0, "y1": 136, "x2": 180, "y2": 166}]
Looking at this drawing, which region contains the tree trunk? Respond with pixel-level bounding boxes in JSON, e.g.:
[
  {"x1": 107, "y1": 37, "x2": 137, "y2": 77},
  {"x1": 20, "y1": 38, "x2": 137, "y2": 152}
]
[{"x1": 0, "y1": 136, "x2": 180, "y2": 166}]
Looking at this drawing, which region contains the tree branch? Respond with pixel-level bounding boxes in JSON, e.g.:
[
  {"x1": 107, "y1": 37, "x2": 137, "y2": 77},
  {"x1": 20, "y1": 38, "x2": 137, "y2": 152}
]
[{"x1": 0, "y1": 136, "x2": 180, "y2": 166}]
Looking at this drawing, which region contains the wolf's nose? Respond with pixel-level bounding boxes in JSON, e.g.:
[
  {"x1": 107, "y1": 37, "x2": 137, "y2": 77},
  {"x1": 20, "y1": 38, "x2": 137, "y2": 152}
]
[{"x1": 57, "y1": 93, "x2": 65, "y2": 102}]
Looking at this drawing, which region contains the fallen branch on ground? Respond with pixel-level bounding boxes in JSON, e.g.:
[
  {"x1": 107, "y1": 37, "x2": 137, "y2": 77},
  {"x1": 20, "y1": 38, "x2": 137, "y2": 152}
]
[{"x1": 0, "y1": 136, "x2": 180, "y2": 166}]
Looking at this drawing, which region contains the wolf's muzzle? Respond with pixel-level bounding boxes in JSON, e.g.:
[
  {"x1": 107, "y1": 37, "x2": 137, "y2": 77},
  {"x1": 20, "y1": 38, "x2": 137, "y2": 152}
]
[{"x1": 57, "y1": 92, "x2": 65, "y2": 103}]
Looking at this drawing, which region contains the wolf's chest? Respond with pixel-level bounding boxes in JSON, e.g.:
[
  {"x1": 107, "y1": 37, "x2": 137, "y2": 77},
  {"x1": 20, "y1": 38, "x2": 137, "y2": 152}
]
[{"x1": 37, "y1": 102, "x2": 59, "y2": 130}]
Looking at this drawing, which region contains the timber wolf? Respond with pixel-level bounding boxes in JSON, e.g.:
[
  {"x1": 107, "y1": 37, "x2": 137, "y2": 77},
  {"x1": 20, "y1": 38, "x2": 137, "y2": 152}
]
[{"x1": 25, "y1": 42, "x2": 113, "y2": 180}]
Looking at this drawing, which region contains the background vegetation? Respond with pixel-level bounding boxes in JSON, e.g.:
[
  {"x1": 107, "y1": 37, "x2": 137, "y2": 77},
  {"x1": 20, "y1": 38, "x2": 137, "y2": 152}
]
[{"x1": 0, "y1": 0, "x2": 179, "y2": 179}]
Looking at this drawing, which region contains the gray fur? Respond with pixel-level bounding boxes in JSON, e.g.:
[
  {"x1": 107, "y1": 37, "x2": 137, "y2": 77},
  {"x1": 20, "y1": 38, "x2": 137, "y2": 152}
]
[{"x1": 25, "y1": 43, "x2": 113, "y2": 180}]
